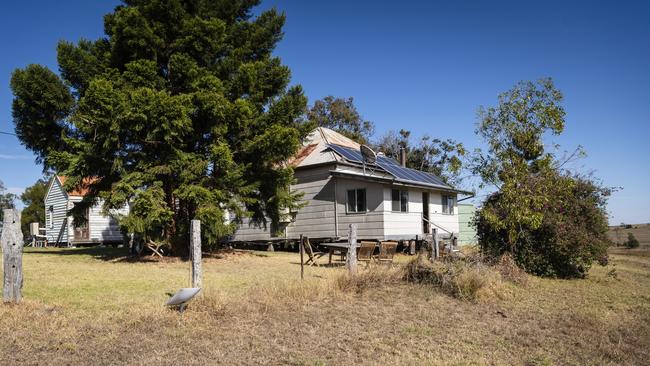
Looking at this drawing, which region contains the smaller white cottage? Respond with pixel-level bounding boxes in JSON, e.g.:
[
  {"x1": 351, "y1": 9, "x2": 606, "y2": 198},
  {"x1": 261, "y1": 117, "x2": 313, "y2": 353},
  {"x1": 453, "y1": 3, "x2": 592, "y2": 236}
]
[{"x1": 44, "y1": 176, "x2": 129, "y2": 246}]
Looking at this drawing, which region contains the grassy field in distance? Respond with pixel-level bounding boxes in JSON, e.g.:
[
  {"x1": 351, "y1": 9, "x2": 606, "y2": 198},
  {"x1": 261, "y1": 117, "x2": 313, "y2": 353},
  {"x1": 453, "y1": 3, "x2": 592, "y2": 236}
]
[
  {"x1": 608, "y1": 222, "x2": 650, "y2": 247},
  {"x1": 0, "y1": 241, "x2": 648, "y2": 365}
]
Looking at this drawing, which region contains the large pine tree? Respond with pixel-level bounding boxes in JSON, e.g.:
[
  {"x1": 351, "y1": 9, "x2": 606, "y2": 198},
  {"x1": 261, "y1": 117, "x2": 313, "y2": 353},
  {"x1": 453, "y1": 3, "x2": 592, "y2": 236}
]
[{"x1": 10, "y1": 0, "x2": 308, "y2": 254}]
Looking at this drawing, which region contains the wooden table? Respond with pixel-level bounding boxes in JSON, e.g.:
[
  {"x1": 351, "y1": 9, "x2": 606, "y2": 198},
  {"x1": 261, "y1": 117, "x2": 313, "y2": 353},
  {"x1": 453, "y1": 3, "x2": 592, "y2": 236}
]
[{"x1": 318, "y1": 242, "x2": 370, "y2": 264}]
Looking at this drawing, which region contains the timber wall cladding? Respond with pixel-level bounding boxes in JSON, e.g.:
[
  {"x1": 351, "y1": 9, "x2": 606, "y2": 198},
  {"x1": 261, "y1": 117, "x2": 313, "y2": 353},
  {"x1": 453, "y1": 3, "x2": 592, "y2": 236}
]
[
  {"x1": 2, "y1": 209, "x2": 24, "y2": 303},
  {"x1": 44, "y1": 177, "x2": 68, "y2": 243}
]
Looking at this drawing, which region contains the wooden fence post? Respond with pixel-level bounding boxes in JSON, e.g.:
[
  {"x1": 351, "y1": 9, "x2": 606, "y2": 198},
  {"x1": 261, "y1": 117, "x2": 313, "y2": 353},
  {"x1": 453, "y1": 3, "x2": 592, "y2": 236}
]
[
  {"x1": 431, "y1": 228, "x2": 439, "y2": 261},
  {"x1": 347, "y1": 224, "x2": 358, "y2": 275},
  {"x1": 190, "y1": 219, "x2": 202, "y2": 288},
  {"x1": 2, "y1": 209, "x2": 24, "y2": 303},
  {"x1": 299, "y1": 235, "x2": 304, "y2": 280},
  {"x1": 409, "y1": 240, "x2": 416, "y2": 255}
]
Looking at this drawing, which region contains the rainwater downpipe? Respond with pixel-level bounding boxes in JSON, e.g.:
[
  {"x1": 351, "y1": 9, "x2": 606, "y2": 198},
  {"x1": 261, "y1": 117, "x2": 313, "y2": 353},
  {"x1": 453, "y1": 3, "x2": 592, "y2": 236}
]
[{"x1": 333, "y1": 178, "x2": 338, "y2": 238}]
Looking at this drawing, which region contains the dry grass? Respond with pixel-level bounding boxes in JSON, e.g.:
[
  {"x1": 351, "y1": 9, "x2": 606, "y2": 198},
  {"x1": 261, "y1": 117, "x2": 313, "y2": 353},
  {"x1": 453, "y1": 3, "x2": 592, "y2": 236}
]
[
  {"x1": 404, "y1": 253, "x2": 506, "y2": 301},
  {"x1": 608, "y1": 222, "x2": 650, "y2": 246},
  {"x1": 1, "y1": 245, "x2": 649, "y2": 365}
]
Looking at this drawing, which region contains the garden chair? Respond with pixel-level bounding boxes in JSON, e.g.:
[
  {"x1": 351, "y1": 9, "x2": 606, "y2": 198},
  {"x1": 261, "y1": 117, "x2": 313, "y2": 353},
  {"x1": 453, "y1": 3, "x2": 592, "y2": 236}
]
[
  {"x1": 358, "y1": 241, "x2": 377, "y2": 267},
  {"x1": 301, "y1": 237, "x2": 326, "y2": 266},
  {"x1": 377, "y1": 241, "x2": 398, "y2": 264}
]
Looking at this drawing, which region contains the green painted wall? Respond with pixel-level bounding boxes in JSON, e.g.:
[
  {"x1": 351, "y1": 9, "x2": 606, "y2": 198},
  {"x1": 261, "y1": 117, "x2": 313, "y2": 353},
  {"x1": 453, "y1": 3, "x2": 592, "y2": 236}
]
[{"x1": 458, "y1": 204, "x2": 477, "y2": 246}]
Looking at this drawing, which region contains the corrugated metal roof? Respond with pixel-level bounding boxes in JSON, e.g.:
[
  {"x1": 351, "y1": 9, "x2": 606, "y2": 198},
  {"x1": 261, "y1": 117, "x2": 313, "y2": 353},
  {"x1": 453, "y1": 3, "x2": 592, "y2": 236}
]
[
  {"x1": 57, "y1": 176, "x2": 99, "y2": 197},
  {"x1": 293, "y1": 127, "x2": 361, "y2": 167}
]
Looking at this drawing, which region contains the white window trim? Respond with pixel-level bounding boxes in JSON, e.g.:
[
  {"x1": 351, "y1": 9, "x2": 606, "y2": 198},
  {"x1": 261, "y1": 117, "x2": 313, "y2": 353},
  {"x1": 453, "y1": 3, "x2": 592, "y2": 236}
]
[
  {"x1": 391, "y1": 189, "x2": 409, "y2": 213},
  {"x1": 346, "y1": 188, "x2": 368, "y2": 214},
  {"x1": 48, "y1": 206, "x2": 54, "y2": 229},
  {"x1": 442, "y1": 195, "x2": 455, "y2": 215}
]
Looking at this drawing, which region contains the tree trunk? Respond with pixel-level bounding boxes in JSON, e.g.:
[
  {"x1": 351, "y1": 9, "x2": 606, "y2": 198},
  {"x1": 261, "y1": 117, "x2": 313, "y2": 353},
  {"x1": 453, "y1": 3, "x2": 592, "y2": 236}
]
[{"x1": 164, "y1": 180, "x2": 184, "y2": 256}]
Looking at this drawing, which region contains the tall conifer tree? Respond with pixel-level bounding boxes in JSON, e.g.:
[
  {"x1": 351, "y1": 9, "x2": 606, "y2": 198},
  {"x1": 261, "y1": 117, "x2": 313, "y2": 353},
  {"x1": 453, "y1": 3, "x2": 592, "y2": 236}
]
[{"x1": 11, "y1": 0, "x2": 307, "y2": 254}]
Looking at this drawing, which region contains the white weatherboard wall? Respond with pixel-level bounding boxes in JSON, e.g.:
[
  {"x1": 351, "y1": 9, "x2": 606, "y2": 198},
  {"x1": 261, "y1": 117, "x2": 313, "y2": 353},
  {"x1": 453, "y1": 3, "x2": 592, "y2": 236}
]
[
  {"x1": 382, "y1": 187, "x2": 423, "y2": 238},
  {"x1": 382, "y1": 188, "x2": 459, "y2": 239},
  {"x1": 428, "y1": 191, "x2": 459, "y2": 236},
  {"x1": 44, "y1": 177, "x2": 129, "y2": 244},
  {"x1": 68, "y1": 196, "x2": 129, "y2": 242},
  {"x1": 89, "y1": 203, "x2": 129, "y2": 241},
  {"x1": 44, "y1": 178, "x2": 69, "y2": 243}
]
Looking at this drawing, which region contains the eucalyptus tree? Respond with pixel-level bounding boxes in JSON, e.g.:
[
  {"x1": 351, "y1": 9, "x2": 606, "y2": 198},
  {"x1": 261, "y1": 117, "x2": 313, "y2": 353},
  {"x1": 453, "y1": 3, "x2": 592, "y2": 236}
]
[
  {"x1": 473, "y1": 78, "x2": 610, "y2": 277},
  {"x1": 375, "y1": 129, "x2": 466, "y2": 186},
  {"x1": 306, "y1": 96, "x2": 375, "y2": 144}
]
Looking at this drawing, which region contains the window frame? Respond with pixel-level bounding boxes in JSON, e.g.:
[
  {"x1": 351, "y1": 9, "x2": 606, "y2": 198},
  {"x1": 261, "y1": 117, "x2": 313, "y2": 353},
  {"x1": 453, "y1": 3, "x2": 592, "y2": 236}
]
[
  {"x1": 442, "y1": 195, "x2": 455, "y2": 215},
  {"x1": 48, "y1": 205, "x2": 54, "y2": 229},
  {"x1": 391, "y1": 188, "x2": 409, "y2": 213},
  {"x1": 346, "y1": 188, "x2": 367, "y2": 214}
]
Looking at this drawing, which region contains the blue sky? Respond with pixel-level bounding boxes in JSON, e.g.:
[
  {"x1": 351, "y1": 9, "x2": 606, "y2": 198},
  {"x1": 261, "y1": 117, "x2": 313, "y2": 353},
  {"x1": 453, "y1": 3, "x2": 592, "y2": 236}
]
[{"x1": 0, "y1": 0, "x2": 648, "y2": 224}]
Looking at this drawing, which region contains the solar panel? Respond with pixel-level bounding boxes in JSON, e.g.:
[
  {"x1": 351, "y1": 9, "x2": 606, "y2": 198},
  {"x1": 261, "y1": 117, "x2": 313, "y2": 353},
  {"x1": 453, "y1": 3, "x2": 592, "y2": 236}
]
[
  {"x1": 328, "y1": 144, "x2": 363, "y2": 163},
  {"x1": 377, "y1": 155, "x2": 400, "y2": 166},
  {"x1": 328, "y1": 144, "x2": 450, "y2": 188}
]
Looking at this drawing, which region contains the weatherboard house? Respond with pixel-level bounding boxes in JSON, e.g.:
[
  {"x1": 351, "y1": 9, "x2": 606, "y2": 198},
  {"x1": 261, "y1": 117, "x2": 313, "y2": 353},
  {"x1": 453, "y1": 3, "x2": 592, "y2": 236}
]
[
  {"x1": 230, "y1": 127, "x2": 471, "y2": 243},
  {"x1": 44, "y1": 176, "x2": 129, "y2": 246}
]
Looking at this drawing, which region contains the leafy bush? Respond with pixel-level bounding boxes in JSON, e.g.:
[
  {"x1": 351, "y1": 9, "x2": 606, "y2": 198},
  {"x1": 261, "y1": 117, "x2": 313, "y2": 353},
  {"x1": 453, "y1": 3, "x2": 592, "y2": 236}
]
[
  {"x1": 476, "y1": 174, "x2": 611, "y2": 278},
  {"x1": 625, "y1": 233, "x2": 640, "y2": 249}
]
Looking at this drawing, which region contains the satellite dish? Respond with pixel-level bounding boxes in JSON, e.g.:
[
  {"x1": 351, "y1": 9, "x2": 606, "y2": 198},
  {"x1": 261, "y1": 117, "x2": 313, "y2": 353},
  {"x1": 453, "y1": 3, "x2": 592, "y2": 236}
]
[
  {"x1": 360, "y1": 145, "x2": 377, "y2": 164},
  {"x1": 166, "y1": 287, "x2": 201, "y2": 313}
]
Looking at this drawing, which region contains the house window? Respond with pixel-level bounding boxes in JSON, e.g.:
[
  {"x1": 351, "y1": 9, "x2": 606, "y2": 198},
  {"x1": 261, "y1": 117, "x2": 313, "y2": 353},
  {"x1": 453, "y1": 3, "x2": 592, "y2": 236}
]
[
  {"x1": 391, "y1": 189, "x2": 408, "y2": 212},
  {"x1": 347, "y1": 188, "x2": 367, "y2": 213},
  {"x1": 48, "y1": 205, "x2": 54, "y2": 229},
  {"x1": 442, "y1": 195, "x2": 454, "y2": 215}
]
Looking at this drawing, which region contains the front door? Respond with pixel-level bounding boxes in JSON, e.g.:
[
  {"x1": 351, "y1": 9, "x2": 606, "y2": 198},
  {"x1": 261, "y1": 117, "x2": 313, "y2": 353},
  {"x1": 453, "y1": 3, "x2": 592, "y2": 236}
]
[
  {"x1": 422, "y1": 192, "x2": 430, "y2": 233},
  {"x1": 73, "y1": 207, "x2": 90, "y2": 240}
]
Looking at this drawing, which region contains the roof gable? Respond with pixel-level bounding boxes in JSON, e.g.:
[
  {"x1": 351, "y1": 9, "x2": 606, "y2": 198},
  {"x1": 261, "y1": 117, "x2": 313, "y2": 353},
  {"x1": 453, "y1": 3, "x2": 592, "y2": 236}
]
[
  {"x1": 290, "y1": 127, "x2": 361, "y2": 168},
  {"x1": 56, "y1": 175, "x2": 99, "y2": 197},
  {"x1": 45, "y1": 175, "x2": 68, "y2": 202}
]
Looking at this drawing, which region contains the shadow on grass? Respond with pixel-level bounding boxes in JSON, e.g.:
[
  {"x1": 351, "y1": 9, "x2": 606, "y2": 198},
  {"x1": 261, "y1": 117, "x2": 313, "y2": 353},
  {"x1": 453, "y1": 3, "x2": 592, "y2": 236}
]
[
  {"x1": 24, "y1": 246, "x2": 170, "y2": 263},
  {"x1": 25, "y1": 246, "x2": 275, "y2": 263},
  {"x1": 288, "y1": 260, "x2": 346, "y2": 268}
]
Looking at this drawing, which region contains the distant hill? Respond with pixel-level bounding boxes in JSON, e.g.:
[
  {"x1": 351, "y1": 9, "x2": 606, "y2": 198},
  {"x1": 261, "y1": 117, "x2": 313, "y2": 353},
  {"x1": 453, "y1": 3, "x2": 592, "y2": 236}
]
[{"x1": 608, "y1": 223, "x2": 650, "y2": 245}]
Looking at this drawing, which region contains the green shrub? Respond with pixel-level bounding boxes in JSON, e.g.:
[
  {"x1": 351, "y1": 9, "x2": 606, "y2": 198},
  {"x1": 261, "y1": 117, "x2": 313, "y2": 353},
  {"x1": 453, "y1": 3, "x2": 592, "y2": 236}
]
[
  {"x1": 625, "y1": 233, "x2": 640, "y2": 249},
  {"x1": 475, "y1": 174, "x2": 611, "y2": 278}
]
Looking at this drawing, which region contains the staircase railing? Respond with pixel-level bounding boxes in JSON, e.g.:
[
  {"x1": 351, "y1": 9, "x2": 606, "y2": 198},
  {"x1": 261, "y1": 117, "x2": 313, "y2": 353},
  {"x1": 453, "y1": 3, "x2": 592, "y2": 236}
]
[
  {"x1": 421, "y1": 214, "x2": 453, "y2": 235},
  {"x1": 55, "y1": 217, "x2": 68, "y2": 247},
  {"x1": 421, "y1": 214, "x2": 458, "y2": 259}
]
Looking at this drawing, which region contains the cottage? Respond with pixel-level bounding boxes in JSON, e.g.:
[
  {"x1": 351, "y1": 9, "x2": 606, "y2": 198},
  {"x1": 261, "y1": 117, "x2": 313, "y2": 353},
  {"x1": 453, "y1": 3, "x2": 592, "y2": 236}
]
[
  {"x1": 44, "y1": 176, "x2": 129, "y2": 246},
  {"x1": 230, "y1": 128, "x2": 472, "y2": 244}
]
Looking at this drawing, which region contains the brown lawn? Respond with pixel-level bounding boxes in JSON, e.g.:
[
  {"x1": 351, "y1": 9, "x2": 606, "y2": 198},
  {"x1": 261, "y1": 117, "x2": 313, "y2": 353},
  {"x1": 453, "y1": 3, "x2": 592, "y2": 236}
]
[{"x1": 1, "y1": 242, "x2": 649, "y2": 365}]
